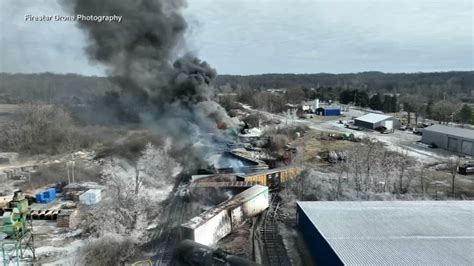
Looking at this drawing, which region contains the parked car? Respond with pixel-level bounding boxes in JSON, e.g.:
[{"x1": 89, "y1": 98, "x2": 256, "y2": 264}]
[
  {"x1": 458, "y1": 161, "x2": 474, "y2": 175},
  {"x1": 413, "y1": 128, "x2": 423, "y2": 135},
  {"x1": 375, "y1": 126, "x2": 388, "y2": 134},
  {"x1": 345, "y1": 124, "x2": 361, "y2": 131}
]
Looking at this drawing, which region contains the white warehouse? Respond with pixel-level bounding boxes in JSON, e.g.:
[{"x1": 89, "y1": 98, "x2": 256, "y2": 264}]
[{"x1": 354, "y1": 113, "x2": 400, "y2": 130}]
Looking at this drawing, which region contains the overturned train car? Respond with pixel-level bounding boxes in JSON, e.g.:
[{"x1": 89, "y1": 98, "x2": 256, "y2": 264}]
[
  {"x1": 175, "y1": 240, "x2": 260, "y2": 266},
  {"x1": 181, "y1": 185, "x2": 269, "y2": 246},
  {"x1": 236, "y1": 166, "x2": 301, "y2": 190}
]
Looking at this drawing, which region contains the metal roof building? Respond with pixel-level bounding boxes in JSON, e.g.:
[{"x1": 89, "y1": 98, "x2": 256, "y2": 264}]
[
  {"x1": 315, "y1": 106, "x2": 341, "y2": 116},
  {"x1": 354, "y1": 113, "x2": 400, "y2": 130},
  {"x1": 422, "y1": 124, "x2": 474, "y2": 155},
  {"x1": 297, "y1": 201, "x2": 474, "y2": 266}
]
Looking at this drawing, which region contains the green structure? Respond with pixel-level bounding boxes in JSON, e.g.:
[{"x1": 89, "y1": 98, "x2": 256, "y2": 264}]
[{"x1": 1, "y1": 191, "x2": 35, "y2": 266}]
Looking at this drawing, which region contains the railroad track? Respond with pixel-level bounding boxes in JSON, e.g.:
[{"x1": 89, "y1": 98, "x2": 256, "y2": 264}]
[
  {"x1": 258, "y1": 194, "x2": 291, "y2": 266},
  {"x1": 155, "y1": 198, "x2": 186, "y2": 265},
  {"x1": 151, "y1": 181, "x2": 188, "y2": 266}
]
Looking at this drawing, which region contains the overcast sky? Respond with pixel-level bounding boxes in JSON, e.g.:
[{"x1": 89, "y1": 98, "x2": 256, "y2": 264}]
[{"x1": 0, "y1": 0, "x2": 472, "y2": 75}]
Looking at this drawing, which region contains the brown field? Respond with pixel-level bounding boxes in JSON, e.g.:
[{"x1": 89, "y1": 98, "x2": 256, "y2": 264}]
[{"x1": 292, "y1": 129, "x2": 362, "y2": 164}]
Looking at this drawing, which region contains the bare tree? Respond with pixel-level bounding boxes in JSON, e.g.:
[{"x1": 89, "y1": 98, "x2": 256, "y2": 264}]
[
  {"x1": 419, "y1": 163, "x2": 426, "y2": 198},
  {"x1": 1, "y1": 104, "x2": 77, "y2": 154},
  {"x1": 79, "y1": 234, "x2": 135, "y2": 266},
  {"x1": 333, "y1": 161, "x2": 348, "y2": 200},
  {"x1": 432, "y1": 100, "x2": 462, "y2": 124},
  {"x1": 137, "y1": 142, "x2": 181, "y2": 191},
  {"x1": 84, "y1": 142, "x2": 181, "y2": 239},
  {"x1": 363, "y1": 141, "x2": 380, "y2": 192},
  {"x1": 392, "y1": 148, "x2": 411, "y2": 194},
  {"x1": 446, "y1": 156, "x2": 461, "y2": 197}
]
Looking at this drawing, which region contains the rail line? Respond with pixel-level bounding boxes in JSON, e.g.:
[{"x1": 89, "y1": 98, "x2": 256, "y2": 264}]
[
  {"x1": 154, "y1": 196, "x2": 186, "y2": 266},
  {"x1": 151, "y1": 181, "x2": 188, "y2": 266},
  {"x1": 258, "y1": 194, "x2": 291, "y2": 266}
]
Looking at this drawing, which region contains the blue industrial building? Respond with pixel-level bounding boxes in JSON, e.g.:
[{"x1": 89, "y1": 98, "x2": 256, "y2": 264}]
[
  {"x1": 315, "y1": 106, "x2": 341, "y2": 116},
  {"x1": 296, "y1": 201, "x2": 473, "y2": 266}
]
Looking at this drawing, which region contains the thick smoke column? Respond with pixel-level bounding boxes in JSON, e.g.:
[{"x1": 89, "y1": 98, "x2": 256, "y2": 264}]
[{"x1": 62, "y1": 0, "x2": 234, "y2": 167}]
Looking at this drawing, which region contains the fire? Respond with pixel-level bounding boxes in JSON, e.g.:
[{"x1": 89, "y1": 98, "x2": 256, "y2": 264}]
[{"x1": 216, "y1": 121, "x2": 228, "y2": 129}]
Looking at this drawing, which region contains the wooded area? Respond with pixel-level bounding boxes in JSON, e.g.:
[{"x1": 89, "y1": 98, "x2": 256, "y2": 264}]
[
  {"x1": 1, "y1": 71, "x2": 472, "y2": 125},
  {"x1": 216, "y1": 71, "x2": 474, "y2": 103},
  {"x1": 1, "y1": 71, "x2": 472, "y2": 105}
]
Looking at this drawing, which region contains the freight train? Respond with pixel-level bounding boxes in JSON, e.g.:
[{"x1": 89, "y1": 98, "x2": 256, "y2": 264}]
[
  {"x1": 181, "y1": 185, "x2": 269, "y2": 246},
  {"x1": 236, "y1": 166, "x2": 301, "y2": 190},
  {"x1": 175, "y1": 240, "x2": 260, "y2": 266}
]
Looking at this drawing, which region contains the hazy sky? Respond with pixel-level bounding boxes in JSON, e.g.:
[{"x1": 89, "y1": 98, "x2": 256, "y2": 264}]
[{"x1": 0, "y1": 0, "x2": 472, "y2": 75}]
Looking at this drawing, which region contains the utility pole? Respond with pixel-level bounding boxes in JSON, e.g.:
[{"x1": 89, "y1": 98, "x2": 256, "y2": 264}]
[
  {"x1": 66, "y1": 163, "x2": 70, "y2": 184},
  {"x1": 71, "y1": 154, "x2": 75, "y2": 183},
  {"x1": 66, "y1": 154, "x2": 75, "y2": 184}
]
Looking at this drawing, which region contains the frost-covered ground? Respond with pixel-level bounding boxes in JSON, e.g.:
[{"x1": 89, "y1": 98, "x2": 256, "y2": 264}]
[
  {"x1": 35, "y1": 239, "x2": 84, "y2": 265},
  {"x1": 0, "y1": 220, "x2": 84, "y2": 265},
  {"x1": 241, "y1": 104, "x2": 459, "y2": 164},
  {"x1": 307, "y1": 119, "x2": 451, "y2": 164}
]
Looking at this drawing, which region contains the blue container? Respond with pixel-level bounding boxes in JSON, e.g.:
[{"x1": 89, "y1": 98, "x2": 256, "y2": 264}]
[
  {"x1": 47, "y1": 188, "x2": 56, "y2": 199},
  {"x1": 35, "y1": 188, "x2": 57, "y2": 204},
  {"x1": 35, "y1": 192, "x2": 44, "y2": 203}
]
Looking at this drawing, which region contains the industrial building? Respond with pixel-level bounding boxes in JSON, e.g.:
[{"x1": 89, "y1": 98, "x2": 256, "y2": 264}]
[
  {"x1": 302, "y1": 99, "x2": 320, "y2": 113},
  {"x1": 296, "y1": 201, "x2": 474, "y2": 266},
  {"x1": 354, "y1": 113, "x2": 400, "y2": 130},
  {"x1": 315, "y1": 106, "x2": 341, "y2": 116},
  {"x1": 422, "y1": 124, "x2": 474, "y2": 156}
]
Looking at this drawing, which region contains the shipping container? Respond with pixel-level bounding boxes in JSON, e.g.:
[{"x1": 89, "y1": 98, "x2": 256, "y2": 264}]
[{"x1": 35, "y1": 188, "x2": 57, "y2": 203}]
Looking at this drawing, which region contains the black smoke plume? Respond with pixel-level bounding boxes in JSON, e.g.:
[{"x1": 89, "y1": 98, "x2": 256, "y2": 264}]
[{"x1": 61, "y1": 0, "x2": 235, "y2": 168}]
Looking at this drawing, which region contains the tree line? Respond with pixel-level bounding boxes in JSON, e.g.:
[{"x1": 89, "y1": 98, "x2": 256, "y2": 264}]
[
  {"x1": 338, "y1": 89, "x2": 399, "y2": 113},
  {"x1": 216, "y1": 71, "x2": 474, "y2": 104},
  {"x1": 337, "y1": 88, "x2": 473, "y2": 125}
]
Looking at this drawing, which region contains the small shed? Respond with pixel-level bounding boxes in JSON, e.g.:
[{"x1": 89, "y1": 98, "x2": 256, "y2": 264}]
[
  {"x1": 315, "y1": 106, "x2": 341, "y2": 116},
  {"x1": 354, "y1": 113, "x2": 400, "y2": 130},
  {"x1": 422, "y1": 125, "x2": 474, "y2": 156},
  {"x1": 0, "y1": 153, "x2": 19, "y2": 164},
  {"x1": 79, "y1": 189, "x2": 101, "y2": 205},
  {"x1": 57, "y1": 209, "x2": 79, "y2": 228}
]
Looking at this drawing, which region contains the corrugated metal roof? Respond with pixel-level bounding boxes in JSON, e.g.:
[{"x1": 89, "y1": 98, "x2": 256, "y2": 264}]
[
  {"x1": 298, "y1": 201, "x2": 474, "y2": 265},
  {"x1": 423, "y1": 124, "x2": 474, "y2": 140},
  {"x1": 355, "y1": 113, "x2": 393, "y2": 123}
]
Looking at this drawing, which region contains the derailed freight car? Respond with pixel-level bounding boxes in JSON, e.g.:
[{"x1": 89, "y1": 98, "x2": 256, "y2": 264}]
[
  {"x1": 236, "y1": 166, "x2": 301, "y2": 190},
  {"x1": 188, "y1": 181, "x2": 260, "y2": 204},
  {"x1": 181, "y1": 185, "x2": 269, "y2": 246},
  {"x1": 175, "y1": 240, "x2": 260, "y2": 266}
]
